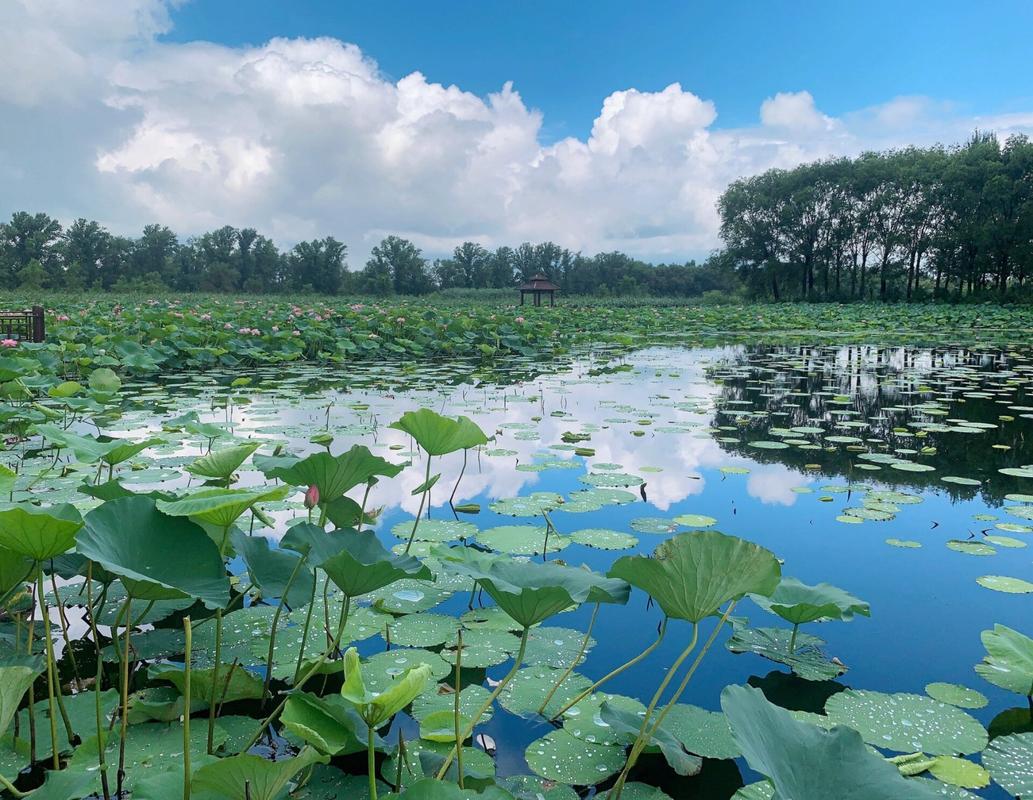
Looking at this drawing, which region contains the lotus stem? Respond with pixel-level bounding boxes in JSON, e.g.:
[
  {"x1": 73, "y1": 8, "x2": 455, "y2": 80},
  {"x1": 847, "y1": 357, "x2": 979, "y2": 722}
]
[
  {"x1": 357, "y1": 480, "x2": 373, "y2": 532},
  {"x1": 436, "y1": 625, "x2": 529, "y2": 780},
  {"x1": 0, "y1": 773, "x2": 27, "y2": 799},
  {"x1": 183, "y1": 616, "x2": 192, "y2": 800},
  {"x1": 788, "y1": 622, "x2": 799, "y2": 654},
  {"x1": 538, "y1": 602, "x2": 599, "y2": 715},
  {"x1": 552, "y1": 617, "x2": 668, "y2": 720},
  {"x1": 449, "y1": 449, "x2": 467, "y2": 511},
  {"x1": 454, "y1": 628, "x2": 464, "y2": 789},
  {"x1": 207, "y1": 607, "x2": 223, "y2": 754},
  {"x1": 616, "y1": 602, "x2": 740, "y2": 799},
  {"x1": 35, "y1": 567, "x2": 61, "y2": 769},
  {"x1": 367, "y1": 725, "x2": 377, "y2": 800},
  {"x1": 609, "y1": 623, "x2": 699, "y2": 800},
  {"x1": 85, "y1": 565, "x2": 112, "y2": 800},
  {"x1": 24, "y1": 583, "x2": 37, "y2": 763},
  {"x1": 49, "y1": 567, "x2": 81, "y2": 683},
  {"x1": 116, "y1": 595, "x2": 133, "y2": 797},
  {"x1": 293, "y1": 572, "x2": 320, "y2": 685},
  {"x1": 244, "y1": 596, "x2": 351, "y2": 751},
  {"x1": 263, "y1": 554, "x2": 307, "y2": 702},
  {"x1": 404, "y1": 453, "x2": 433, "y2": 553}
]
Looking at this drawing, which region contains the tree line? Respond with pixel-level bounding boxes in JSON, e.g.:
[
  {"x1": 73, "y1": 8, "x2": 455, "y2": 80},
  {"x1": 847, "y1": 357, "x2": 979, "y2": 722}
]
[
  {"x1": 718, "y1": 132, "x2": 1033, "y2": 301},
  {"x1": 4, "y1": 130, "x2": 1031, "y2": 302},
  {"x1": 0, "y1": 215, "x2": 727, "y2": 297}
]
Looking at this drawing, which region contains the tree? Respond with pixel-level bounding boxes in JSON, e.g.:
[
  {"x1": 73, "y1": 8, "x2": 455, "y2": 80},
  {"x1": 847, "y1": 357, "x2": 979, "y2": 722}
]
[{"x1": 365, "y1": 236, "x2": 433, "y2": 295}]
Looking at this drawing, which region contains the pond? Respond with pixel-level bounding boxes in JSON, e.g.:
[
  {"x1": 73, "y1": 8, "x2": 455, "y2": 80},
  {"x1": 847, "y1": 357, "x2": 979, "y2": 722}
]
[{"x1": 8, "y1": 340, "x2": 1033, "y2": 799}]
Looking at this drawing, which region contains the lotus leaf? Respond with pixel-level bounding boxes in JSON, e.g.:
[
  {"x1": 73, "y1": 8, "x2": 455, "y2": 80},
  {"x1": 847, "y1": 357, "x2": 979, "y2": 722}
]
[
  {"x1": 609, "y1": 531, "x2": 780, "y2": 622},
  {"x1": 389, "y1": 409, "x2": 488, "y2": 456},
  {"x1": 750, "y1": 577, "x2": 870, "y2": 624}
]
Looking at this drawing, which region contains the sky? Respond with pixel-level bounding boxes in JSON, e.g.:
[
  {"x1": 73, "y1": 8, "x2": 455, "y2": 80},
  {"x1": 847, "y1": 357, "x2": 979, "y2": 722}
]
[{"x1": 3, "y1": 0, "x2": 1033, "y2": 266}]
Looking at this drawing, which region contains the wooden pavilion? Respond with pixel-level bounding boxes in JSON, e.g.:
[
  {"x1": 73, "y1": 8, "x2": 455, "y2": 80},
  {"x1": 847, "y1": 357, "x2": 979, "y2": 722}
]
[{"x1": 518, "y1": 273, "x2": 559, "y2": 306}]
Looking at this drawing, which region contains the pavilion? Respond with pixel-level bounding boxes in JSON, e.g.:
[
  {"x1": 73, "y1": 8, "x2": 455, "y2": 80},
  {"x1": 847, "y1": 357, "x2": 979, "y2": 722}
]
[{"x1": 518, "y1": 273, "x2": 559, "y2": 306}]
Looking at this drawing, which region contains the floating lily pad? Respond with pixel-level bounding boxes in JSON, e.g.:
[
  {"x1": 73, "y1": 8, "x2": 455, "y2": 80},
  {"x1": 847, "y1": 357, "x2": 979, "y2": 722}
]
[
  {"x1": 360, "y1": 649, "x2": 451, "y2": 694},
  {"x1": 982, "y1": 732, "x2": 1033, "y2": 796},
  {"x1": 630, "y1": 517, "x2": 681, "y2": 535},
  {"x1": 489, "y1": 492, "x2": 564, "y2": 517},
  {"x1": 824, "y1": 690, "x2": 987, "y2": 755},
  {"x1": 976, "y1": 575, "x2": 1033, "y2": 593},
  {"x1": 500, "y1": 666, "x2": 593, "y2": 718},
  {"x1": 672, "y1": 513, "x2": 718, "y2": 527},
  {"x1": 662, "y1": 703, "x2": 741, "y2": 759},
  {"x1": 524, "y1": 729, "x2": 624, "y2": 785},
  {"x1": 924, "y1": 683, "x2": 988, "y2": 710},
  {"x1": 386, "y1": 612, "x2": 460, "y2": 648},
  {"x1": 569, "y1": 528, "x2": 638, "y2": 550},
  {"x1": 886, "y1": 538, "x2": 922, "y2": 548},
  {"x1": 476, "y1": 525, "x2": 568, "y2": 555},
  {"x1": 946, "y1": 540, "x2": 996, "y2": 556},
  {"x1": 389, "y1": 519, "x2": 477, "y2": 543},
  {"x1": 525, "y1": 626, "x2": 595, "y2": 668},
  {"x1": 726, "y1": 625, "x2": 846, "y2": 682},
  {"x1": 410, "y1": 684, "x2": 494, "y2": 725},
  {"x1": 439, "y1": 627, "x2": 520, "y2": 668}
]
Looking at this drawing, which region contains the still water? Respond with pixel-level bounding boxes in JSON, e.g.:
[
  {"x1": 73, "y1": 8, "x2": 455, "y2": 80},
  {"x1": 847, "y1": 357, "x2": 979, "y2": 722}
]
[{"x1": 64, "y1": 343, "x2": 1033, "y2": 796}]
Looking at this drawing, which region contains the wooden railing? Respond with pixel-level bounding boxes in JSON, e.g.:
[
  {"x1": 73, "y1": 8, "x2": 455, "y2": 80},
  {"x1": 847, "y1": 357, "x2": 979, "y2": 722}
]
[{"x1": 0, "y1": 306, "x2": 45, "y2": 343}]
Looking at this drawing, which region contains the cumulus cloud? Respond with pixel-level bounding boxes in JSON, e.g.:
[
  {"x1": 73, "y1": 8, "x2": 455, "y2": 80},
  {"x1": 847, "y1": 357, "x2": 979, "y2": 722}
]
[{"x1": 2, "y1": 0, "x2": 1033, "y2": 264}]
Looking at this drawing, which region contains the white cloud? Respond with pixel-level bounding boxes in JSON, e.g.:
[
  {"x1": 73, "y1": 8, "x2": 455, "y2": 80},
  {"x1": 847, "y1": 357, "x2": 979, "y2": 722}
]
[
  {"x1": 760, "y1": 90, "x2": 836, "y2": 133},
  {"x1": 2, "y1": 1, "x2": 1033, "y2": 264}
]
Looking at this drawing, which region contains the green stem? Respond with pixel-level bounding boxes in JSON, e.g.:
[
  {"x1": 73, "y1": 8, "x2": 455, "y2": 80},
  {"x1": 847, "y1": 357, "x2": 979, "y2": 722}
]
[
  {"x1": 403, "y1": 454, "x2": 433, "y2": 554},
  {"x1": 449, "y1": 450, "x2": 467, "y2": 509},
  {"x1": 207, "y1": 608, "x2": 223, "y2": 754},
  {"x1": 788, "y1": 622, "x2": 799, "y2": 654},
  {"x1": 454, "y1": 628, "x2": 464, "y2": 789},
  {"x1": 49, "y1": 567, "x2": 80, "y2": 685},
  {"x1": 85, "y1": 565, "x2": 111, "y2": 800},
  {"x1": 367, "y1": 725, "x2": 377, "y2": 800},
  {"x1": 183, "y1": 617, "x2": 192, "y2": 800},
  {"x1": 293, "y1": 572, "x2": 320, "y2": 684},
  {"x1": 538, "y1": 603, "x2": 599, "y2": 715},
  {"x1": 551, "y1": 617, "x2": 668, "y2": 720},
  {"x1": 243, "y1": 596, "x2": 352, "y2": 751},
  {"x1": 262, "y1": 554, "x2": 307, "y2": 702},
  {"x1": 116, "y1": 596, "x2": 133, "y2": 797},
  {"x1": 436, "y1": 626, "x2": 529, "y2": 780},
  {"x1": 621, "y1": 603, "x2": 739, "y2": 797},
  {"x1": 0, "y1": 773, "x2": 27, "y2": 798},
  {"x1": 35, "y1": 567, "x2": 61, "y2": 769},
  {"x1": 609, "y1": 624, "x2": 699, "y2": 800}
]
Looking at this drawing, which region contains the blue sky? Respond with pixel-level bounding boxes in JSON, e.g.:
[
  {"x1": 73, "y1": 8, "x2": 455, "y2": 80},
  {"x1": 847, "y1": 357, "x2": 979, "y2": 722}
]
[
  {"x1": 164, "y1": 0, "x2": 1033, "y2": 140},
  {"x1": 4, "y1": 0, "x2": 1033, "y2": 262}
]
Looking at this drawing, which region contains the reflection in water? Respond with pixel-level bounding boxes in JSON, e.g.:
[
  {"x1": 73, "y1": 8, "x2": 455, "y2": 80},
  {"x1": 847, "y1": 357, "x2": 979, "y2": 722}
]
[{"x1": 62, "y1": 342, "x2": 1032, "y2": 799}]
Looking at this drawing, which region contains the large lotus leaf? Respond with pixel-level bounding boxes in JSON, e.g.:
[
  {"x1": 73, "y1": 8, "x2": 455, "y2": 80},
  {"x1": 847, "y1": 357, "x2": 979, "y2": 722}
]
[
  {"x1": 750, "y1": 577, "x2": 869, "y2": 624},
  {"x1": 974, "y1": 624, "x2": 1033, "y2": 696},
  {"x1": 609, "y1": 531, "x2": 780, "y2": 622},
  {"x1": 156, "y1": 485, "x2": 290, "y2": 529},
  {"x1": 721, "y1": 685, "x2": 941, "y2": 800},
  {"x1": 726, "y1": 624, "x2": 847, "y2": 681},
  {"x1": 0, "y1": 504, "x2": 83, "y2": 560},
  {"x1": 185, "y1": 441, "x2": 261, "y2": 480},
  {"x1": 79, "y1": 496, "x2": 230, "y2": 609},
  {"x1": 101, "y1": 436, "x2": 165, "y2": 466},
  {"x1": 191, "y1": 746, "x2": 328, "y2": 800},
  {"x1": 340, "y1": 647, "x2": 432, "y2": 727},
  {"x1": 982, "y1": 732, "x2": 1033, "y2": 796},
  {"x1": 280, "y1": 522, "x2": 352, "y2": 565},
  {"x1": 281, "y1": 692, "x2": 369, "y2": 756},
  {"x1": 231, "y1": 529, "x2": 314, "y2": 609},
  {"x1": 320, "y1": 531, "x2": 431, "y2": 597},
  {"x1": 0, "y1": 544, "x2": 33, "y2": 596},
  {"x1": 0, "y1": 661, "x2": 40, "y2": 736},
  {"x1": 824, "y1": 690, "x2": 988, "y2": 755},
  {"x1": 389, "y1": 409, "x2": 488, "y2": 456},
  {"x1": 151, "y1": 663, "x2": 264, "y2": 705},
  {"x1": 261, "y1": 446, "x2": 402, "y2": 500},
  {"x1": 440, "y1": 551, "x2": 628, "y2": 628}
]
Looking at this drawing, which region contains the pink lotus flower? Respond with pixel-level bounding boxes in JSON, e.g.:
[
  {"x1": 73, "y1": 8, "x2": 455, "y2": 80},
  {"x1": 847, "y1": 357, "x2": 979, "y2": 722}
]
[
  {"x1": 56, "y1": 314, "x2": 70, "y2": 322},
  {"x1": 1, "y1": 339, "x2": 17, "y2": 348},
  {"x1": 515, "y1": 316, "x2": 525, "y2": 323},
  {"x1": 304, "y1": 484, "x2": 320, "y2": 509}
]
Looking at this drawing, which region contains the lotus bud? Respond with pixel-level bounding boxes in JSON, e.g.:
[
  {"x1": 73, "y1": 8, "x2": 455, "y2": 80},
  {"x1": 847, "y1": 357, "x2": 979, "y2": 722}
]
[{"x1": 304, "y1": 484, "x2": 320, "y2": 509}]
